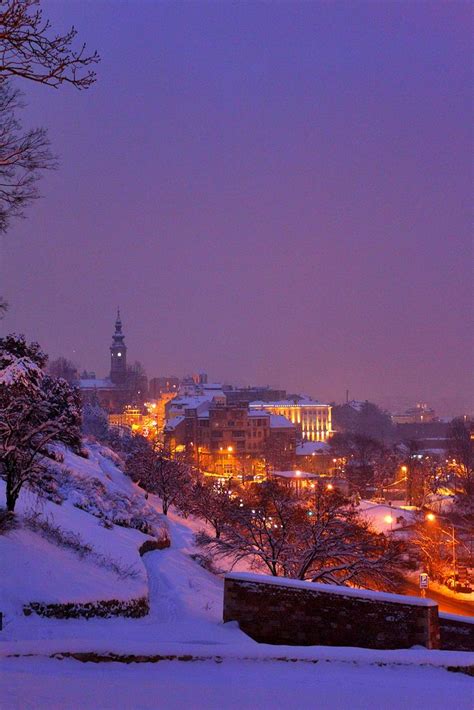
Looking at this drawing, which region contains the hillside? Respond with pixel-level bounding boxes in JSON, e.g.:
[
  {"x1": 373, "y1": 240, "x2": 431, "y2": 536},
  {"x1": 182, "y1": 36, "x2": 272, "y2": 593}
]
[{"x1": 1, "y1": 443, "x2": 473, "y2": 709}]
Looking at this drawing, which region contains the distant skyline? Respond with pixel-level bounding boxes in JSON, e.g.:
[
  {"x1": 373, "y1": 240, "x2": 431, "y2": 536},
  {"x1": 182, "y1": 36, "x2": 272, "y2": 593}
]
[{"x1": 1, "y1": 1, "x2": 472, "y2": 416}]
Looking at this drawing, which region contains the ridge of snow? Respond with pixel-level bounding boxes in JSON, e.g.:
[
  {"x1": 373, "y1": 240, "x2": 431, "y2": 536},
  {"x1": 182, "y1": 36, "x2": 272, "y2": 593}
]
[{"x1": 225, "y1": 572, "x2": 437, "y2": 607}]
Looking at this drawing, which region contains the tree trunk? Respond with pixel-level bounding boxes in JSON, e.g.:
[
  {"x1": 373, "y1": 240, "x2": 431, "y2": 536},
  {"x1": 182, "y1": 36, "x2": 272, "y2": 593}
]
[{"x1": 6, "y1": 474, "x2": 18, "y2": 512}]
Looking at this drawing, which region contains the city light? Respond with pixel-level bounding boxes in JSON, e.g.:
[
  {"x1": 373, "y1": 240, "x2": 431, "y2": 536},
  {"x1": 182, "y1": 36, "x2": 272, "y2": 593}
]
[
  {"x1": 384, "y1": 515, "x2": 394, "y2": 525},
  {"x1": 326, "y1": 483, "x2": 334, "y2": 491},
  {"x1": 425, "y1": 512, "x2": 436, "y2": 522}
]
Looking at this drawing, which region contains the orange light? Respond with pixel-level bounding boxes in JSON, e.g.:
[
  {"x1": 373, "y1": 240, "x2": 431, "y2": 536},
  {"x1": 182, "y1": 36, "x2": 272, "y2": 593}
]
[
  {"x1": 384, "y1": 515, "x2": 394, "y2": 524},
  {"x1": 401, "y1": 466, "x2": 408, "y2": 474},
  {"x1": 326, "y1": 483, "x2": 334, "y2": 491},
  {"x1": 227, "y1": 446, "x2": 233, "y2": 453},
  {"x1": 426, "y1": 512, "x2": 436, "y2": 522}
]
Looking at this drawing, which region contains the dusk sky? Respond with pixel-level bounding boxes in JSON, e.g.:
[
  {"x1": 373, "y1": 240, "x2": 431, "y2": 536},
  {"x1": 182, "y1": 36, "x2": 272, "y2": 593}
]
[{"x1": 1, "y1": 1, "x2": 472, "y2": 415}]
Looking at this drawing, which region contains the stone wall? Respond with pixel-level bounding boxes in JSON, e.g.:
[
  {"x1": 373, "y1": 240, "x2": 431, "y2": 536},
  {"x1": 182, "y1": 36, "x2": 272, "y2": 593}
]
[
  {"x1": 23, "y1": 596, "x2": 149, "y2": 619},
  {"x1": 439, "y1": 613, "x2": 474, "y2": 652},
  {"x1": 224, "y1": 573, "x2": 440, "y2": 650}
]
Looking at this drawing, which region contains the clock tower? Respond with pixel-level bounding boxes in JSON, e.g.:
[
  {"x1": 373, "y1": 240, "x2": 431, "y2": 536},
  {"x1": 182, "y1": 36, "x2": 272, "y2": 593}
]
[{"x1": 110, "y1": 309, "x2": 127, "y2": 384}]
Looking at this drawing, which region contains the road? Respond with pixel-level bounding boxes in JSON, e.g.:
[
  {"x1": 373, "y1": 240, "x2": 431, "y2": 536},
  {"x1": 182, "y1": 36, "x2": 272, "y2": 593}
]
[{"x1": 402, "y1": 581, "x2": 474, "y2": 616}]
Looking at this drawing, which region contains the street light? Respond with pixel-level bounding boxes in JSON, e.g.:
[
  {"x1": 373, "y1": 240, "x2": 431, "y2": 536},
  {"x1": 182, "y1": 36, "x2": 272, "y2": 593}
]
[
  {"x1": 425, "y1": 512, "x2": 457, "y2": 583},
  {"x1": 384, "y1": 514, "x2": 394, "y2": 532}
]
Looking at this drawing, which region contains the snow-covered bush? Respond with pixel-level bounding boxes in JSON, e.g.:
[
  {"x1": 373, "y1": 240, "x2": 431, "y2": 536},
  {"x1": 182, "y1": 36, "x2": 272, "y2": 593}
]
[{"x1": 31, "y1": 456, "x2": 166, "y2": 538}]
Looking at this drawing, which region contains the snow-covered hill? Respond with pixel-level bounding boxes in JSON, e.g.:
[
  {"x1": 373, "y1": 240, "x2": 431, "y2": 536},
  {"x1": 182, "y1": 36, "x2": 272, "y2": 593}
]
[
  {"x1": 0, "y1": 442, "x2": 167, "y2": 627},
  {"x1": 1, "y1": 442, "x2": 473, "y2": 710}
]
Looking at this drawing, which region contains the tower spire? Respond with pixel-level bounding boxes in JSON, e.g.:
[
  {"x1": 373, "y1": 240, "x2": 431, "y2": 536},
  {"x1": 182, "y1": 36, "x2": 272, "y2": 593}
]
[{"x1": 110, "y1": 308, "x2": 127, "y2": 384}]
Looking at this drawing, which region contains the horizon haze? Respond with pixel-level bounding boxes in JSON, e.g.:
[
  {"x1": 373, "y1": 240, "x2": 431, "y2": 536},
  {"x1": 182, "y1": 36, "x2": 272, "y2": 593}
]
[{"x1": 1, "y1": 1, "x2": 472, "y2": 416}]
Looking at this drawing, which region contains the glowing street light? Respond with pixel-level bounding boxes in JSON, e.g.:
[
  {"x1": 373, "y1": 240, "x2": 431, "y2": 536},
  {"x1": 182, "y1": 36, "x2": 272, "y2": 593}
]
[
  {"x1": 425, "y1": 512, "x2": 457, "y2": 583},
  {"x1": 326, "y1": 483, "x2": 334, "y2": 491}
]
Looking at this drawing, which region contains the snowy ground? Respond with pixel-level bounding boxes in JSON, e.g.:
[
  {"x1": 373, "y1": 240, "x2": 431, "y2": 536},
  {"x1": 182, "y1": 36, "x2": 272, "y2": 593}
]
[
  {"x1": 357, "y1": 500, "x2": 415, "y2": 533},
  {"x1": 2, "y1": 655, "x2": 473, "y2": 710},
  {"x1": 1, "y1": 445, "x2": 473, "y2": 709}
]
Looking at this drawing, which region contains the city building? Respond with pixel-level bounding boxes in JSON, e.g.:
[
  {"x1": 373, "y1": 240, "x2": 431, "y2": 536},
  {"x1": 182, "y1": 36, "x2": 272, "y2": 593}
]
[
  {"x1": 391, "y1": 403, "x2": 438, "y2": 425},
  {"x1": 79, "y1": 310, "x2": 141, "y2": 412},
  {"x1": 224, "y1": 385, "x2": 288, "y2": 405},
  {"x1": 295, "y1": 440, "x2": 337, "y2": 475},
  {"x1": 164, "y1": 400, "x2": 296, "y2": 480},
  {"x1": 148, "y1": 376, "x2": 180, "y2": 399},
  {"x1": 249, "y1": 398, "x2": 332, "y2": 442}
]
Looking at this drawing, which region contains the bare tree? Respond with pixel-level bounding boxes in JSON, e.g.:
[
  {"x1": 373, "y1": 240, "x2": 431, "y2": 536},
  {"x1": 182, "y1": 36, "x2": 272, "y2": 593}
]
[
  {"x1": 0, "y1": 1, "x2": 99, "y2": 88},
  {"x1": 47, "y1": 355, "x2": 78, "y2": 384},
  {"x1": 448, "y1": 418, "x2": 473, "y2": 497},
  {"x1": 198, "y1": 481, "x2": 405, "y2": 590},
  {"x1": 126, "y1": 444, "x2": 192, "y2": 516},
  {"x1": 0, "y1": 1, "x2": 99, "y2": 232},
  {"x1": 186, "y1": 477, "x2": 240, "y2": 539},
  {"x1": 0, "y1": 82, "x2": 54, "y2": 231},
  {"x1": 197, "y1": 481, "x2": 300, "y2": 576}
]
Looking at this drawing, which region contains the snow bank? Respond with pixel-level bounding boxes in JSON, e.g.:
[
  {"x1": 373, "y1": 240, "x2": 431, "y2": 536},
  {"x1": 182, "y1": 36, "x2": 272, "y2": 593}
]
[{"x1": 225, "y1": 572, "x2": 437, "y2": 607}]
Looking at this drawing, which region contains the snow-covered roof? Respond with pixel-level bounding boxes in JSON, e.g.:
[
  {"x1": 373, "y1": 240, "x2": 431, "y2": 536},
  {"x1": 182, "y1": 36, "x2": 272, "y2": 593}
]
[
  {"x1": 269, "y1": 414, "x2": 295, "y2": 429},
  {"x1": 296, "y1": 441, "x2": 330, "y2": 455},
  {"x1": 164, "y1": 416, "x2": 185, "y2": 431},
  {"x1": 248, "y1": 410, "x2": 270, "y2": 419},
  {"x1": 250, "y1": 399, "x2": 330, "y2": 408},
  {"x1": 79, "y1": 378, "x2": 115, "y2": 390},
  {"x1": 168, "y1": 395, "x2": 211, "y2": 410},
  {"x1": 225, "y1": 572, "x2": 437, "y2": 607},
  {"x1": 272, "y1": 470, "x2": 319, "y2": 480}
]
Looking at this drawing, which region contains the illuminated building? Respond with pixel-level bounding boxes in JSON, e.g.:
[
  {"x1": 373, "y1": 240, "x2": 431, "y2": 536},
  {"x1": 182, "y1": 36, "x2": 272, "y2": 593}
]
[
  {"x1": 164, "y1": 401, "x2": 296, "y2": 480},
  {"x1": 249, "y1": 398, "x2": 332, "y2": 442},
  {"x1": 391, "y1": 403, "x2": 438, "y2": 425}
]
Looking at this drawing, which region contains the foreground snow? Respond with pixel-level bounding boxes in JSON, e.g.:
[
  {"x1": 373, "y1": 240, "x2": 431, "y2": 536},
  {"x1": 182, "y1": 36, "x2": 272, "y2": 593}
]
[{"x1": 2, "y1": 656, "x2": 473, "y2": 710}]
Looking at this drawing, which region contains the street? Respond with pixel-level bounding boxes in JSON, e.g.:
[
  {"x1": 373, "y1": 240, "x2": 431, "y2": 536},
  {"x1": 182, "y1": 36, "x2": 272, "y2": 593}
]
[{"x1": 402, "y1": 581, "x2": 474, "y2": 616}]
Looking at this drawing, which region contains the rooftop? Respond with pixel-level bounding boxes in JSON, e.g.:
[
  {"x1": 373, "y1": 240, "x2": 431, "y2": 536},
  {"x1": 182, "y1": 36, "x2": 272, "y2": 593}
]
[
  {"x1": 250, "y1": 398, "x2": 330, "y2": 408},
  {"x1": 296, "y1": 441, "x2": 330, "y2": 455},
  {"x1": 269, "y1": 414, "x2": 295, "y2": 429},
  {"x1": 78, "y1": 378, "x2": 115, "y2": 390}
]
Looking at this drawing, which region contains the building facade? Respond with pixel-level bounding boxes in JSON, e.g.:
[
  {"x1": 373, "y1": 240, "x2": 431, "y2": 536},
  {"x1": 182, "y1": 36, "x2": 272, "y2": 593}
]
[
  {"x1": 164, "y1": 400, "x2": 296, "y2": 480},
  {"x1": 249, "y1": 399, "x2": 332, "y2": 442}
]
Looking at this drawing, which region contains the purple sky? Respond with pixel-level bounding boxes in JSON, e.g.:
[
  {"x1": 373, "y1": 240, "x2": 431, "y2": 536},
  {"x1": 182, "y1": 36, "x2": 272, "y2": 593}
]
[{"x1": 1, "y1": 1, "x2": 472, "y2": 415}]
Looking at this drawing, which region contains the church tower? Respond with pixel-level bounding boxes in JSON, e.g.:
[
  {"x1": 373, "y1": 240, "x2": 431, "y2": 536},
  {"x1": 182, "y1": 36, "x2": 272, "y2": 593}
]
[{"x1": 110, "y1": 309, "x2": 127, "y2": 384}]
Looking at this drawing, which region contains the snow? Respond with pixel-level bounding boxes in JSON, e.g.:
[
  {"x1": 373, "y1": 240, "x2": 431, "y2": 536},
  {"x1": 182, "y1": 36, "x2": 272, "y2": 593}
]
[
  {"x1": 78, "y1": 378, "x2": 114, "y2": 389},
  {"x1": 0, "y1": 526, "x2": 144, "y2": 614},
  {"x1": 1, "y1": 442, "x2": 473, "y2": 708},
  {"x1": 0, "y1": 443, "x2": 157, "y2": 624},
  {"x1": 225, "y1": 572, "x2": 437, "y2": 607},
  {"x1": 296, "y1": 440, "x2": 330, "y2": 455},
  {"x1": 358, "y1": 500, "x2": 415, "y2": 533},
  {"x1": 0, "y1": 357, "x2": 42, "y2": 387},
  {"x1": 1, "y1": 656, "x2": 473, "y2": 710},
  {"x1": 269, "y1": 414, "x2": 295, "y2": 429},
  {"x1": 164, "y1": 415, "x2": 185, "y2": 431},
  {"x1": 272, "y1": 470, "x2": 319, "y2": 479}
]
